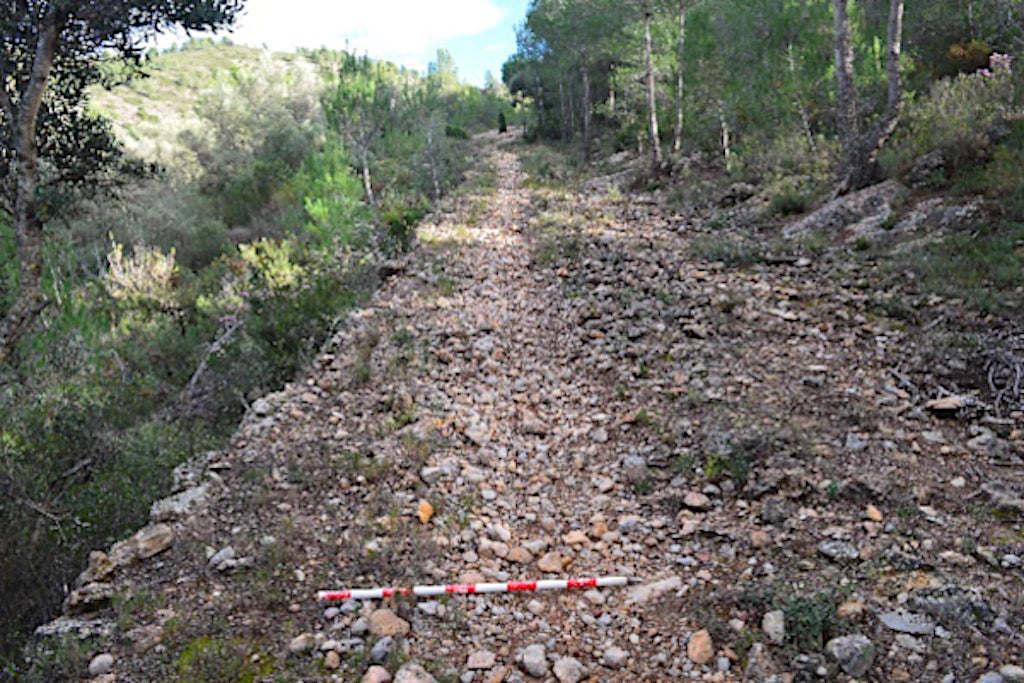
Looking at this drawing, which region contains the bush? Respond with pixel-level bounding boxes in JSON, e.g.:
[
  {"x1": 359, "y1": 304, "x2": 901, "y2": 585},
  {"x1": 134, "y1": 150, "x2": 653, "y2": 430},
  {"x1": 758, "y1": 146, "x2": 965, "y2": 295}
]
[{"x1": 883, "y1": 54, "x2": 1019, "y2": 180}]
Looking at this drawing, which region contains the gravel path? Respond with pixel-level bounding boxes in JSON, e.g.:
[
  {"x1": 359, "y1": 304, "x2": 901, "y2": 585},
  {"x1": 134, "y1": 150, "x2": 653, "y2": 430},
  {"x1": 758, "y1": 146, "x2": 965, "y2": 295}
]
[{"x1": 45, "y1": 133, "x2": 1024, "y2": 683}]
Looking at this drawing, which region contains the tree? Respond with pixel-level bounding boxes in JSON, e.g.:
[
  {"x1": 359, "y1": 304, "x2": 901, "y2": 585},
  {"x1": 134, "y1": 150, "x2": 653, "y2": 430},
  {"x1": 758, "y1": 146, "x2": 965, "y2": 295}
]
[
  {"x1": 510, "y1": 0, "x2": 630, "y2": 159},
  {"x1": 323, "y1": 56, "x2": 400, "y2": 234},
  {"x1": 640, "y1": 0, "x2": 663, "y2": 166},
  {"x1": 834, "y1": 0, "x2": 905, "y2": 192},
  {"x1": 0, "y1": 0, "x2": 243, "y2": 367},
  {"x1": 672, "y1": 0, "x2": 687, "y2": 152}
]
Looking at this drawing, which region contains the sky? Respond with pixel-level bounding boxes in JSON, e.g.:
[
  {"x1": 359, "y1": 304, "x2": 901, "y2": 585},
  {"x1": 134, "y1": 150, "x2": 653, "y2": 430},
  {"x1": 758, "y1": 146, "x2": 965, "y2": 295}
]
[{"x1": 172, "y1": 0, "x2": 531, "y2": 87}]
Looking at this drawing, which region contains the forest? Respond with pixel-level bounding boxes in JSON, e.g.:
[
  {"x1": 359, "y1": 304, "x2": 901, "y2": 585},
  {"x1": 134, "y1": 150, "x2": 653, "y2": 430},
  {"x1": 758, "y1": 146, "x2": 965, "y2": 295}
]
[{"x1": 3, "y1": 0, "x2": 1024, "y2": 680}]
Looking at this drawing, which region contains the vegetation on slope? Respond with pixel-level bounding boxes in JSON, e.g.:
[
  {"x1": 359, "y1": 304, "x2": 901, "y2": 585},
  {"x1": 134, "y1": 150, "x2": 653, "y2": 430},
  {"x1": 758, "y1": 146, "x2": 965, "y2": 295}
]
[{"x1": 0, "y1": 40, "x2": 512, "y2": 668}]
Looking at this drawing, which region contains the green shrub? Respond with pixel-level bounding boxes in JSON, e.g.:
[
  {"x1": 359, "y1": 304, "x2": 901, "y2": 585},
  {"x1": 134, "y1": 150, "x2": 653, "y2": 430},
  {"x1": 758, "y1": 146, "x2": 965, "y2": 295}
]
[
  {"x1": 770, "y1": 186, "x2": 813, "y2": 215},
  {"x1": 883, "y1": 58, "x2": 1019, "y2": 180},
  {"x1": 899, "y1": 221, "x2": 1024, "y2": 313},
  {"x1": 445, "y1": 124, "x2": 469, "y2": 140}
]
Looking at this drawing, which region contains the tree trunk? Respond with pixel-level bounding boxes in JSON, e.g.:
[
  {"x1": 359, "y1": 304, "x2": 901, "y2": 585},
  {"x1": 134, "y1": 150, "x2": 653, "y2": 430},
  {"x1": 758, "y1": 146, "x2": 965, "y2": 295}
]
[
  {"x1": 643, "y1": 2, "x2": 663, "y2": 166},
  {"x1": 673, "y1": 0, "x2": 687, "y2": 152},
  {"x1": 0, "y1": 19, "x2": 59, "y2": 368},
  {"x1": 719, "y1": 102, "x2": 733, "y2": 173},
  {"x1": 581, "y1": 63, "x2": 593, "y2": 163},
  {"x1": 559, "y1": 80, "x2": 568, "y2": 140},
  {"x1": 833, "y1": 0, "x2": 859, "y2": 183},
  {"x1": 835, "y1": 0, "x2": 905, "y2": 193}
]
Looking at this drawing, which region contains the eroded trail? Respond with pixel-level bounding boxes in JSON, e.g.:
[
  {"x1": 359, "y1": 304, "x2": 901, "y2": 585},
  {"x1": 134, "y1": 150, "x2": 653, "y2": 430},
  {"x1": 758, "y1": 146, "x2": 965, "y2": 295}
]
[{"x1": 53, "y1": 134, "x2": 1023, "y2": 682}]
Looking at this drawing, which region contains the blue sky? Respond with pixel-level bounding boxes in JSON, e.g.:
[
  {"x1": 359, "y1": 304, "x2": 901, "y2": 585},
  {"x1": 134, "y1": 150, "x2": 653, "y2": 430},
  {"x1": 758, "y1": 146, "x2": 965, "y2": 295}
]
[{"x1": 173, "y1": 0, "x2": 531, "y2": 87}]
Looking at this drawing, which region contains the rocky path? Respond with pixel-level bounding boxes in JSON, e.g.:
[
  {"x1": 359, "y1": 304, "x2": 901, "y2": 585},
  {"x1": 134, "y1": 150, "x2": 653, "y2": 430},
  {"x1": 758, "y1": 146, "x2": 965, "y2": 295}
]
[{"x1": 46, "y1": 134, "x2": 1024, "y2": 683}]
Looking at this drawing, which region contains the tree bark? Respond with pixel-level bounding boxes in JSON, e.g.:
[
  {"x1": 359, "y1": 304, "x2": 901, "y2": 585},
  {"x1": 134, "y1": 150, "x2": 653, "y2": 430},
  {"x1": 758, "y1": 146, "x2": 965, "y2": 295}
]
[
  {"x1": 581, "y1": 63, "x2": 593, "y2": 163},
  {"x1": 835, "y1": 0, "x2": 905, "y2": 193},
  {"x1": 0, "y1": 17, "x2": 59, "y2": 368},
  {"x1": 673, "y1": 0, "x2": 686, "y2": 152},
  {"x1": 833, "y1": 0, "x2": 859, "y2": 182},
  {"x1": 643, "y1": 2, "x2": 663, "y2": 166}
]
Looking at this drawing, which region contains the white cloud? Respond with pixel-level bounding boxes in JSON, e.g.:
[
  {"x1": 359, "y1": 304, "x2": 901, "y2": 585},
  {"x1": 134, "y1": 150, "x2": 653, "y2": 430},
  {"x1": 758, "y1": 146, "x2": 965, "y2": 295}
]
[{"x1": 231, "y1": 0, "x2": 505, "y2": 70}]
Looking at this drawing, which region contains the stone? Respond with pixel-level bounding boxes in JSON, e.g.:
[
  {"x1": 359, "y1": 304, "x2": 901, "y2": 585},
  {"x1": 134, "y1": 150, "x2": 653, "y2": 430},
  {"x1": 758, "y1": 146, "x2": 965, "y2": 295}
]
[
  {"x1": 519, "y1": 644, "x2": 548, "y2": 678},
  {"x1": 418, "y1": 499, "x2": 434, "y2": 524},
  {"x1": 208, "y1": 546, "x2": 236, "y2": 569},
  {"x1": 64, "y1": 582, "x2": 115, "y2": 615},
  {"x1": 507, "y1": 547, "x2": 533, "y2": 563},
  {"x1": 363, "y1": 666, "x2": 393, "y2": 683},
  {"x1": 825, "y1": 634, "x2": 875, "y2": 677},
  {"x1": 622, "y1": 455, "x2": 650, "y2": 484},
  {"x1": 252, "y1": 398, "x2": 273, "y2": 415},
  {"x1": 468, "y1": 650, "x2": 497, "y2": 670},
  {"x1": 370, "y1": 608, "x2": 411, "y2": 637},
  {"x1": 324, "y1": 650, "x2": 341, "y2": 670},
  {"x1": 563, "y1": 530, "x2": 588, "y2": 545},
  {"x1": 818, "y1": 540, "x2": 859, "y2": 562},
  {"x1": 925, "y1": 395, "x2": 969, "y2": 413},
  {"x1": 744, "y1": 643, "x2": 779, "y2": 680},
  {"x1": 124, "y1": 624, "x2": 164, "y2": 653},
  {"x1": 977, "y1": 674, "x2": 1005, "y2": 683},
  {"x1": 553, "y1": 657, "x2": 586, "y2": 683},
  {"x1": 394, "y1": 662, "x2": 438, "y2": 683},
  {"x1": 908, "y1": 584, "x2": 995, "y2": 628},
  {"x1": 150, "y1": 484, "x2": 209, "y2": 522},
  {"x1": 683, "y1": 491, "x2": 712, "y2": 510},
  {"x1": 762, "y1": 610, "x2": 786, "y2": 644},
  {"x1": 371, "y1": 636, "x2": 394, "y2": 662},
  {"x1": 626, "y1": 576, "x2": 682, "y2": 606},
  {"x1": 602, "y1": 646, "x2": 628, "y2": 669},
  {"x1": 1000, "y1": 665, "x2": 1024, "y2": 682},
  {"x1": 88, "y1": 653, "x2": 114, "y2": 677},
  {"x1": 687, "y1": 629, "x2": 714, "y2": 665},
  {"x1": 108, "y1": 523, "x2": 174, "y2": 566},
  {"x1": 537, "y1": 551, "x2": 564, "y2": 573},
  {"x1": 288, "y1": 633, "x2": 316, "y2": 654},
  {"x1": 865, "y1": 504, "x2": 884, "y2": 522},
  {"x1": 750, "y1": 530, "x2": 770, "y2": 548},
  {"x1": 760, "y1": 498, "x2": 788, "y2": 524},
  {"x1": 78, "y1": 551, "x2": 116, "y2": 585},
  {"x1": 782, "y1": 179, "x2": 904, "y2": 240},
  {"x1": 878, "y1": 610, "x2": 936, "y2": 635},
  {"x1": 466, "y1": 422, "x2": 490, "y2": 446}
]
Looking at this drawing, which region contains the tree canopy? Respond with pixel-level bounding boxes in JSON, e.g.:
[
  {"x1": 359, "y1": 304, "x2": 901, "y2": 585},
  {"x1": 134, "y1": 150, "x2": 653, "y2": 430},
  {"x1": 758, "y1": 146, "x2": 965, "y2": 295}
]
[{"x1": 0, "y1": 0, "x2": 244, "y2": 366}]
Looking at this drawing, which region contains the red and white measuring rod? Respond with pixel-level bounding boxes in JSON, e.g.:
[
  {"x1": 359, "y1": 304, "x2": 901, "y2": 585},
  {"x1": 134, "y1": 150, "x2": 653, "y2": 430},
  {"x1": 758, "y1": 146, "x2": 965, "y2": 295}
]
[{"x1": 317, "y1": 576, "x2": 640, "y2": 603}]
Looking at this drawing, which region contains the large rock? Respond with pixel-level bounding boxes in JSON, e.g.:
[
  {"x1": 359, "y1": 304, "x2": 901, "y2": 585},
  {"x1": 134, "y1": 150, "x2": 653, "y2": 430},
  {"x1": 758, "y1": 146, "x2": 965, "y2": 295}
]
[
  {"x1": 687, "y1": 629, "x2": 714, "y2": 665},
  {"x1": 64, "y1": 582, "x2": 115, "y2": 615},
  {"x1": 78, "y1": 551, "x2": 115, "y2": 585},
  {"x1": 150, "y1": 484, "x2": 209, "y2": 522},
  {"x1": 762, "y1": 610, "x2": 786, "y2": 644},
  {"x1": 108, "y1": 523, "x2": 175, "y2": 567},
  {"x1": 519, "y1": 644, "x2": 548, "y2": 678},
  {"x1": 363, "y1": 666, "x2": 393, "y2": 683},
  {"x1": 553, "y1": 657, "x2": 586, "y2": 683},
  {"x1": 394, "y1": 663, "x2": 437, "y2": 683},
  {"x1": 782, "y1": 180, "x2": 905, "y2": 241},
  {"x1": 625, "y1": 576, "x2": 681, "y2": 606},
  {"x1": 88, "y1": 653, "x2": 114, "y2": 677},
  {"x1": 826, "y1": 634, "x2": 875, "y2": 677},
  {"x1": 369, "y1": 608, "x2": 410, "y2": 637}
]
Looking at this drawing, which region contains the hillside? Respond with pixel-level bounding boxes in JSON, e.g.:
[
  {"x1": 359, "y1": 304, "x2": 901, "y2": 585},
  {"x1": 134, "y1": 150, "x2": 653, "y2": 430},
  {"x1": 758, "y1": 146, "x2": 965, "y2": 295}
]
[
  {"x1": 88, "y1": 44, "x2": 321, "y2": 172},
  {"x1": 28, "y1": 132, "x2": 1024, "y2": 683}
]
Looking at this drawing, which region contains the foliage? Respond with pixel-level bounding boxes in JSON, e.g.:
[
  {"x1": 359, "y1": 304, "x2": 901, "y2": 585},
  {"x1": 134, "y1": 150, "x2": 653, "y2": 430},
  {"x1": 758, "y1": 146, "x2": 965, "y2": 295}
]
[
  {"x1": 897, "y1": 220, "x2": 1024, "y2": 313},
  {"x1": 883, "y1": 54, "x2": 1019, "y2": 178},
  {"x1": 104, "y1": 240, "x2": 179, "y2": 310},
  {"x1": 0, "y1": 41, "x2": 501, "y2": 669}
]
